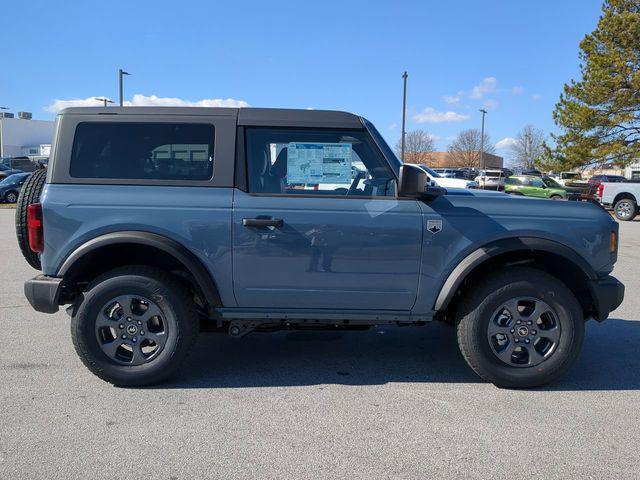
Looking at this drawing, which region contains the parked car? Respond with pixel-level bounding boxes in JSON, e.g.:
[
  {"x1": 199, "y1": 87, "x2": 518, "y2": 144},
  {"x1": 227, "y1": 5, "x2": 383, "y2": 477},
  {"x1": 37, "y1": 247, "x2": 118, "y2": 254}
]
[
  {"x1": 410, "y1": 164, "x2": 479, "y2": 189},
  {"x1": 474, "y1": 169, "x2": 506, "y2": 190},
  {"x1": 19, "y1": 106, "x2": 623, "y2": 389},
  {"x1": 551, "y1": 171, "x2": 583, "y2": 186},
  {"x1": 433, "y1": 168, "x2": 466, "y2": 179},
  {"x1": 0, "y1": 172, "x2": 30, "y2": 203},
  {"x1": 598, "y1": 181, "x2": 640, "y2": 221},
  {"x1": 0, "y1": 163, "x2": 23, "y2": 180},
  {"x1": 505, "y1": 175, "x2": 566, "y2": 199}
]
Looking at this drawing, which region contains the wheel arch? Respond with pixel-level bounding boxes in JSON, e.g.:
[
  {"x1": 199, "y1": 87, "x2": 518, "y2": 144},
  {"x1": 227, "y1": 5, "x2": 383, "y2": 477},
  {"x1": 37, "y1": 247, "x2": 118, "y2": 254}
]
[
  {"x1": 434, "y1": 237, "x2": 598, "y2": 318},
  {"x1": 612, "y1": 191, "x2": 637, "y2": 205},
  {"x1": 58, "y1": 231, "x2": 222, "y2": 313}
]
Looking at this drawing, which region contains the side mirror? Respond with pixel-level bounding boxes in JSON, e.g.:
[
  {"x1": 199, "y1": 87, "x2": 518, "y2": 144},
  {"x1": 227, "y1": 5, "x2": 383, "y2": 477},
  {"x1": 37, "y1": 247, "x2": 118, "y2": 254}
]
[{"x1": 398, "y1": 164, "x2": 445, "y2": 200}]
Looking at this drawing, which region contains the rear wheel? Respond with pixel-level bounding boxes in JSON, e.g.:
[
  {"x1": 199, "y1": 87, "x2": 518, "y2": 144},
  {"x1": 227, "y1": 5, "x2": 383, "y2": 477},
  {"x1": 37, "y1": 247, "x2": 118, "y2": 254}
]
[
  {"x1": 15, "y1": 168, "x2": 47, "y2": 269},
  {"x1": 71, "y1": 266, "x2": 199, "y2": 386},
  {"x1": 550, "y1": 194, "x2": 563, "y2": 200},
  {"x1": 614, "y1": 198, "x2": 637, "y2": 221},
  {"x1": 456, "y1": 267, "x2": 584, "y2": 388}
]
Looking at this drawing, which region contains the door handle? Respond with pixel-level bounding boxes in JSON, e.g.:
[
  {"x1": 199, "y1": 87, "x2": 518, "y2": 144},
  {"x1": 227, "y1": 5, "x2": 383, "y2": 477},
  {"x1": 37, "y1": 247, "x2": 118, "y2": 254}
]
[{"x1": 242, "y1": 218, "x2": 284, "y2": 228}]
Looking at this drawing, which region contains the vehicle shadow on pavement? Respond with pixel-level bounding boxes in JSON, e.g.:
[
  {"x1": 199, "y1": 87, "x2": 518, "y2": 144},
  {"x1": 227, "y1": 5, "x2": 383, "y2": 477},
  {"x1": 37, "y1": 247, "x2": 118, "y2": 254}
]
[{"x1": 160, "y1": 319, "x2": 640, "y2": 390}]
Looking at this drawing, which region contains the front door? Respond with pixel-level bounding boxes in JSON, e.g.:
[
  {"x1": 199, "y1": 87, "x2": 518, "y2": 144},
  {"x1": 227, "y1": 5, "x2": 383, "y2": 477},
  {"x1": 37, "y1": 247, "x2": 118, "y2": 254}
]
[{"x1": 231, "y1": 127, "x2": 423, "y2": 311}]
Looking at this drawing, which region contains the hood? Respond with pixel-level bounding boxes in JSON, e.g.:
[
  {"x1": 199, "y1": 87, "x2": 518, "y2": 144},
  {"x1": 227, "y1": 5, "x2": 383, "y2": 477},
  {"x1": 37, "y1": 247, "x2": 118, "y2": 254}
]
[{"x1": 433, "y1": 177, "x2": 478, "y2": 189}]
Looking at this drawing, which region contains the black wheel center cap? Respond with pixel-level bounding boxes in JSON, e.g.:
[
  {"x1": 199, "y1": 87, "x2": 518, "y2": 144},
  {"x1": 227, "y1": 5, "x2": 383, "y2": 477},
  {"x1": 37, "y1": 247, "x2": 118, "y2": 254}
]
[
  {"x1": 517, "y1": 326, "x2": 529, "y2": 337},
  {"x1": 126, "y1": 324, "x2": 138, "y2": 335}
]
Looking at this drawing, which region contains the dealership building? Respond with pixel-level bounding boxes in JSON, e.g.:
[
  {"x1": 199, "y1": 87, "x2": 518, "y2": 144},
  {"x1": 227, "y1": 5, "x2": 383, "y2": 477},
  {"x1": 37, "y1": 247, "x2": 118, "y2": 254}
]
[{"x1": 0, "y1": 112, "x2": 54, "y2": 160}]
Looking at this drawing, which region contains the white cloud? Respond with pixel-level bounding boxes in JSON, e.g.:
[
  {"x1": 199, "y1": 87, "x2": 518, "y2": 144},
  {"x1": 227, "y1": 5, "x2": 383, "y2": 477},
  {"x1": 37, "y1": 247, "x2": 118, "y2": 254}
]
[
  {"x1": 511, "y1": 86, "x2": 524, "y2": 94},
  {"x1": 443, "y1": 93, "x2": 462, "y2": 104},
  {"x1": 469, "y1": 77, "x2": 497, "y2": 99},
  {"x1": 412, "y1": 107, "x2": 470, "y2": 124},
  {"x1": 483, "y1": 99, "x2": 499, "y2": 110},
  {"x1": 495, "y1": 137, "x2": 518, "y2": 149},
  {"x1": 532, "y1": 94, "x2": 542, "y2": 101},
  {"x1": 44, "y1": 96, "x2": 113, "y2": 112},
  {"x1": 125, "y1": 94, "x2": 249, "y2": 108},
  {"x1": 45, "y1": 94, "x2": 249, "y2": 113}
]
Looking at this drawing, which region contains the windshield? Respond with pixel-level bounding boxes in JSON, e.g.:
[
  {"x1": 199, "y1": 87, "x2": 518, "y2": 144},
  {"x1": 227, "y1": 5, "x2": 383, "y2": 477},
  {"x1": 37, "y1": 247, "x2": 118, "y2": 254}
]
[
  {"x1": 0, "y1": 175, "x2": 24, "y2": 185},
  {"x1": 543, "y1": 177, "x2": 563, "y2": 189}
]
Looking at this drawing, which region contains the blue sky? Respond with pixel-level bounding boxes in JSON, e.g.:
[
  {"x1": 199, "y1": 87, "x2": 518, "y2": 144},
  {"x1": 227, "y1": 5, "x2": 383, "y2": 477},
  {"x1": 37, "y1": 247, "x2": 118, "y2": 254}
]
[{"x1": 1, "y1": 0, "x2": 603, "y2": 162}]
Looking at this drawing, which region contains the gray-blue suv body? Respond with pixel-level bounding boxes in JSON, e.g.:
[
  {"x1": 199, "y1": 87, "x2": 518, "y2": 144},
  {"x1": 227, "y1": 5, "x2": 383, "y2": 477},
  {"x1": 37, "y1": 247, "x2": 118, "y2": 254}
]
[{"x1": 20, "y1": 106, "x2": 624, "y2": 388}]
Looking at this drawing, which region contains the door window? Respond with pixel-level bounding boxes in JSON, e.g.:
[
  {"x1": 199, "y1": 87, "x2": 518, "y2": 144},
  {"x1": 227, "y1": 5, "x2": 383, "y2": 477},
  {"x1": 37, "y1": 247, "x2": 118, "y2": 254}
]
[{"x1": 245, "y1": 128, "x2": 397, "y2": 197}]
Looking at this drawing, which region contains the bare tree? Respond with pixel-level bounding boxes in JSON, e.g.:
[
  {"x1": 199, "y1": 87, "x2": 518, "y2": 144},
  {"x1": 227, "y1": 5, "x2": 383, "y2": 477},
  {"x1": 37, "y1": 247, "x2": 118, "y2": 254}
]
[
  {"x1": 395, "y1": 129, "x2": 435, "y2": 164},
  {"x1": 447, "y1": 129, "x2": 495, "y2": 168},
  {"x1": 510, "y1": 125, "x2": 546, "y2": 169}
]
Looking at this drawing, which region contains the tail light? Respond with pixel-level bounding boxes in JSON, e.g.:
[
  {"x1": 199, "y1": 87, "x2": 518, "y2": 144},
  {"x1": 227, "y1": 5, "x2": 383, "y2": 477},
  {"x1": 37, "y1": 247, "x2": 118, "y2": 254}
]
[
  {"x1": 27, "y1": 203, "x2": 44, "y2": 253},
  {"x1": 597, "y1": 183, "x2": 604, "y2": 198}
]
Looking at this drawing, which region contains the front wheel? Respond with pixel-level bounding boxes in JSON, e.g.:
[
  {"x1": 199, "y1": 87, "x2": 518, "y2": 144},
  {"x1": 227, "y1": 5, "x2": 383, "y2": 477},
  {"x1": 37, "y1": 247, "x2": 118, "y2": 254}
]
[
  {"x1": 550, "y1": 194, "x2": 563, "y2": 200},
  {"x1": 614, "y1": 198, "x2": 637, "y2": 221},
  {"x1": 5, "y1": 191, "x2": 18, "y2": 203},
  {"x1": 456, "y1": 267, "x2": 584, "y2": 388},
  {"x1": 71, "y1": 266, "x2": 199, "y2": 386}
]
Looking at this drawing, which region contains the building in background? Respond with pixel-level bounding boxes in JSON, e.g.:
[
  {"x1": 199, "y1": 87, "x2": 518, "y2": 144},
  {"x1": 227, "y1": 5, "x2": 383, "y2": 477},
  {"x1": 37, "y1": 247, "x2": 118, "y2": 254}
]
[{"x1": 0, "y1": 112, "x2": 54, "y2": 161}]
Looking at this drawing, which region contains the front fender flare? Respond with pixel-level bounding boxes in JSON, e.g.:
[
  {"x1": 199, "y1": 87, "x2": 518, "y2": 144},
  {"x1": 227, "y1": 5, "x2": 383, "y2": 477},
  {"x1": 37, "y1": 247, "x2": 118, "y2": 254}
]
[{"x1": 433, "y1": 237, "x2": 597, "y2": 312}]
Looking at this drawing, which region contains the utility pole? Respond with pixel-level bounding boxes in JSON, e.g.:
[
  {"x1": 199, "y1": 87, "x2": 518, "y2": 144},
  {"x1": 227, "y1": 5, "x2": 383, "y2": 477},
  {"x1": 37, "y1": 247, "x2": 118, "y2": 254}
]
[
  {"x1": 401, "y1": 71, "x2": 408, "y2": 162},
  {"x1": 479, "y1": 109, "x2": 487, "y2": 170},
  {"x1": 118, "y1": 68, "x2": 130, "y2": 106}
]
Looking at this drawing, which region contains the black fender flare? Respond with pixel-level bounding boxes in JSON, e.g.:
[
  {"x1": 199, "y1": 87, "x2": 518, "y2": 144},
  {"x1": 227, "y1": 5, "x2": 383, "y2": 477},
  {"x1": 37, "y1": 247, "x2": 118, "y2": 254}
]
[
  {"x1": 58, "y1": 231, "x2": 222, "y2": 309},
  {"x1": 433, "y1": 237, "x2": 597, "y2": 312}
]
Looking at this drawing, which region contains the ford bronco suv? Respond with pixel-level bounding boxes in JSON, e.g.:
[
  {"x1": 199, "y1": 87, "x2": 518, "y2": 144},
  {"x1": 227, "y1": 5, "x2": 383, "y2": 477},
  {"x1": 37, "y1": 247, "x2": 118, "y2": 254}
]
[{"x1": 18, "y1": 107, "x2": 624, "y2": 388}]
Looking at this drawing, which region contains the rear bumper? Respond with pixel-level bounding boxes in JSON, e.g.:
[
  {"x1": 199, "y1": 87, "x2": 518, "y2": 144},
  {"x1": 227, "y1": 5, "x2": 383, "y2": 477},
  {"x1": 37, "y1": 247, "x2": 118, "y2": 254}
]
[
  {"x1": 589, "y1": 275, "x2": 624, "y2": 321},
  {"x1": 24, "y1": 275, "x2": 63, "y2": 314}
]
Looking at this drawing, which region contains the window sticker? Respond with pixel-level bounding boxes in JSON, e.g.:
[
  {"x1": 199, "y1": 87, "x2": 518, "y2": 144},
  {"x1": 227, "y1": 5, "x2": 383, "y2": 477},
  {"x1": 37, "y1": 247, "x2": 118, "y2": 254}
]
[{"x1": 286, "y1": 142, "x2": 352, "y2": 184}]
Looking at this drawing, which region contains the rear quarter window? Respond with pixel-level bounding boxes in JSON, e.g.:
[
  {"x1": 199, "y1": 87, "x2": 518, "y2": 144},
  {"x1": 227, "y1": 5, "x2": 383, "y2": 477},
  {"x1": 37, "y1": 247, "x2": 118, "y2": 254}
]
[{"x1": 69, "y1": 122, "x2": 215, "y2": 180}]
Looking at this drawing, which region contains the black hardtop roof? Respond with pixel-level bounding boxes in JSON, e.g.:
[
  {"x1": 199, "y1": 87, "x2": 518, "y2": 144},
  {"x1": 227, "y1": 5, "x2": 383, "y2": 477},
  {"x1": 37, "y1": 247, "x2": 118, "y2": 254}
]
[{"x1": 57, "y1": 107, "x2": 364, "y2": 129}]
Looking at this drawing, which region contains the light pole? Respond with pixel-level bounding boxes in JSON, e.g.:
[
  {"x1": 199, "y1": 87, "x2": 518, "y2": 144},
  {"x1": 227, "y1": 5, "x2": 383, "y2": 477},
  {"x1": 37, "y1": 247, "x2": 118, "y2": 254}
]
[
  {"x1": 479, "y1": 109, "x2": 487, "y2": 170},
  {"x1": 94, "y1": 97, "x2": 114, "y2": 107},
  {"x1": 401, "y1": 71, "x2": 408, "y2": 162},
  {"x1": 0, "y1": 107, "x2": 7, "y2": 157},
  {"x1": 118, "y1": 68, "x2": 130, "y2": 106}
]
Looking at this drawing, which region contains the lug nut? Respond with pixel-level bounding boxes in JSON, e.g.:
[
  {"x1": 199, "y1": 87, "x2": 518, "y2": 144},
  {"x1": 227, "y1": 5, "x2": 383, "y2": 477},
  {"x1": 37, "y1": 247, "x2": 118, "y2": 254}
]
[
  {"x1": 532, "y1": 330, "x2": 537, "y2": 335},
  {"x1": 137, "y1": 320, "x2": 142, "y2": 325},
  {"x1": 127, "y1": 317, "x2": 132, "y2": 322},
  {"x1": 525, "y1": 339, "x2": 530, "y2": 344},
  {"x1": 121, "y1": 334, "x2": 127, "y2": 339},
  {"x1": 132, "y1": 337, "x2": 137, "y2": 343},
  {"x1": 510, "y1": 328, "x2": 515, "y2": 333},
  {"x1": 140, "y1": 331, "x2": 145, "y2": 336},
  {"x1": 514, "y1": 338, "x2": 519, "y2": 343},
  {"x1": 527, "y1": 321, "x2": 532, "y2": 325},
  {"x1": 119, "y1": 324, "x2": 124, "y2": 329},
  {"x1": 517, "y1": 320, "x2": 522, "y2": 324}
]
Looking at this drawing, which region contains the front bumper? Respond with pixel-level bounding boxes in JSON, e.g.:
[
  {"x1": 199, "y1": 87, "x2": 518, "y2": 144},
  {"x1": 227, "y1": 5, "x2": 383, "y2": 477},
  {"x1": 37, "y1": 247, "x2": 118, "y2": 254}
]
[
  {"x1": 589, "y1": 275, "x2": 624, "y2": 321},
  {"x1": 24, "y1": 275, "x2": 63, "y2": 314}
]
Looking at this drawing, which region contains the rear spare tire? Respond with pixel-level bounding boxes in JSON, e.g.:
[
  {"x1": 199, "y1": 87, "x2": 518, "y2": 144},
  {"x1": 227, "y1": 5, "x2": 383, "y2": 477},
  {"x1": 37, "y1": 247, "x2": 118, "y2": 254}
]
[{"x1": 15, "y1": 168, "x2": 47, "y2": 270}]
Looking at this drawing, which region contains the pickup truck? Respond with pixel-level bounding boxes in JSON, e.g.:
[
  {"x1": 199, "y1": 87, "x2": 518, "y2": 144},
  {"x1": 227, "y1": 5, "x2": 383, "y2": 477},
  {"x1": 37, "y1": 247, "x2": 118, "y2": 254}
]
[
  {"x1": 17, "y1": 107, "x2": 624, "y2": 388},
  {"x1": 598, "y1": 180, "x2": 640, "y2": 221}
]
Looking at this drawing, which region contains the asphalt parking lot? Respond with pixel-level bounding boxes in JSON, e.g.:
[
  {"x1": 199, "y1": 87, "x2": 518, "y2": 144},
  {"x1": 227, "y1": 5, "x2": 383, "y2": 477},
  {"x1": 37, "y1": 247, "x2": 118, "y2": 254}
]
[{"x1": 1, "y1": 209, "x2": 639, "y2": 479}]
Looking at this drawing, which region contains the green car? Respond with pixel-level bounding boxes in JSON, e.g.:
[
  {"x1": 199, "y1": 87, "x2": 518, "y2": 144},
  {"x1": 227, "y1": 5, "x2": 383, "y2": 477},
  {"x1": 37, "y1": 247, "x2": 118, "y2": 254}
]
[{"x1": 505, "y1": 175, "x2": 567, "y2": 199}]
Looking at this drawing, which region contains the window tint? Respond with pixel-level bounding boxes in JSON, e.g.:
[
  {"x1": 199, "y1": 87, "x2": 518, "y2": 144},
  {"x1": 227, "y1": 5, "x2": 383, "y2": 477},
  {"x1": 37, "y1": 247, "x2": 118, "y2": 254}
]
[
  {"x1": 70, "y1": 122, "x2": 214, "y2": 180},
  {"x1": 245, "y1": 128, "x2": 396, "y2": 197},
  {"x1": 505, "y1": 177, "x2": 520, "y2": 185}
]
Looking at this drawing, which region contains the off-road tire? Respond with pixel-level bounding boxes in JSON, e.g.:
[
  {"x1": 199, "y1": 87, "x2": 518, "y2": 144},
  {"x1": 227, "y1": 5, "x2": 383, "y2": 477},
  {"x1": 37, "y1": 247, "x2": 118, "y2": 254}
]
[
  {"x1": 15, "y1": 168, "x2": 47, "y2": 270},
  {"x1": 456, "y1": 267, "x2": 584, "y2": 388},
  {"x1": 71, "y1": 266, "x2": 199, "y2": 387}
]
